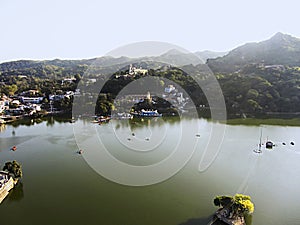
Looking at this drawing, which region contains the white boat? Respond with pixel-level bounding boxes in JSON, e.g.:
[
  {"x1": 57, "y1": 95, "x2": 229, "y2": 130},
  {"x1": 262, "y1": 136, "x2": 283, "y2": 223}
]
[
  {"x1": 253, "y1": 129, "x2": 263, "y2": 154},
  {"x1": 113, "y1": 113, "x2": 133, "y2": 120},
  {"x1": 0, "y1": 171, "x2": 17, "y2": 204},
  {"x1": 131, "y1": 109, "x2": 162, "y2": 117}
]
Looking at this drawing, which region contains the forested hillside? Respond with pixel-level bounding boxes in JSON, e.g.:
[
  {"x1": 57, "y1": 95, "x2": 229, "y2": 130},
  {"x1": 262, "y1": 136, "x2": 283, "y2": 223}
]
[{"x1": 1, "y1": 33, "x2": 299, "y2": 118}]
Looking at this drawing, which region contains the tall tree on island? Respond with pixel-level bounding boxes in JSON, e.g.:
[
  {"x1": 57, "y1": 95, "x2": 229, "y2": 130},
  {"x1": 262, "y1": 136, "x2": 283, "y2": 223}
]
[{"x1": 2, "y1": 160, "x2": 23, "y2": 179}]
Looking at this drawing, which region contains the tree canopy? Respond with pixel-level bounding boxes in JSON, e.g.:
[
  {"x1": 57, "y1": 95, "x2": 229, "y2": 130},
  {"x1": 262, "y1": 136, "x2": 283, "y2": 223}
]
[
  {"x1": 214, "y1": 194, "x2": 254, "y2": 215},
  {"x1": 2, "y1": 160, "x2": 23, "y2": 179}
]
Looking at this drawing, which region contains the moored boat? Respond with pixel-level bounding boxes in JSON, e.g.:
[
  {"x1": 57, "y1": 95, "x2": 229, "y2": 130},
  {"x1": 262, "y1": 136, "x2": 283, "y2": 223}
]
[
  {"x1": 131, "y1": 109, "x2": 162, "y2": 117},
  {"x1": 0, "y1": 171, "x2": 18, "y2": 204}
]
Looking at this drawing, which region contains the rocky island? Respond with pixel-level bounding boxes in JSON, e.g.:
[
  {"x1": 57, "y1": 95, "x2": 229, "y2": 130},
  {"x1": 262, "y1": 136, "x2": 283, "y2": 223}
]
[{"x1": 211, "y1": 194, "x2": 254, "y2": 225}]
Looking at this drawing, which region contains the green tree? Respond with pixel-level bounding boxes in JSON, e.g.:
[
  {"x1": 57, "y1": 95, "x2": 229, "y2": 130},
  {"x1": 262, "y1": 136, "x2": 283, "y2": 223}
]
[
  {"x1": 246, "y1": 89, "x2": 259, "y2": 99},
  {"x1": 233, "y1": 194, "x2": 254, "y2": 214},
  {"x1": 213, "y1": 194, "x2": 254, "y2": 215},
  {"x1": 247, "y1": 99, "x2": 262, "y2": 111},
  {"x1": 4, "y1": 84, "x2": 18, "y2": 96},
  {"x1": 3, "y1": 160, "x2": 23, "y2": 179}
]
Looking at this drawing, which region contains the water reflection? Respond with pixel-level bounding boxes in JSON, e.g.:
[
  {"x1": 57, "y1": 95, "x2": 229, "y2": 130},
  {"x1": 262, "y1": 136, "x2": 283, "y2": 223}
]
[
  {"x1": 245, "y1": 214, "x2": 253, "y2": 225},
  {"x1": 113, "y1": 116, "x2": 181, "y2": 132},
  {"x1": 46, "y1": 116, "x2": 55, "y2": 127},
  {"x1": 0, "y1": 124, "x2": 6, "y2": 132},
  {"x1": 178, "y1": 215, "x2": 212, "y2": 225},
  {"x1": 4, "y1": 116, "x2": 73, "y2": 129},
  {"x1": 8, "y1": 182, "x2": 24, "y2": 202},
  {"x1": 11, "y1": 118, "x2": 35, "y2": 127},
  {"x1": 179, "y1": 214, "x2": 252, "y2": 225}
]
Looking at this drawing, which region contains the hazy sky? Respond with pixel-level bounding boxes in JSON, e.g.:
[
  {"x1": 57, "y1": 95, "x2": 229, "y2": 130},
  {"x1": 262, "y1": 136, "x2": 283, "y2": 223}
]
[{"x1": 1, "y1": 0, "x2": 299, "y2": 62}]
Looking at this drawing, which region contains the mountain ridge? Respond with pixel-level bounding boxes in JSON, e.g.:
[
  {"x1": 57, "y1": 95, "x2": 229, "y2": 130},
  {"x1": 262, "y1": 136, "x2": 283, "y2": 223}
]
[
  {"x1": 1, "y1": 32, "x2": 300, "y2": 77},
  {"x1": 207, "y1": 32, "x2": 300, "y2": 73}
]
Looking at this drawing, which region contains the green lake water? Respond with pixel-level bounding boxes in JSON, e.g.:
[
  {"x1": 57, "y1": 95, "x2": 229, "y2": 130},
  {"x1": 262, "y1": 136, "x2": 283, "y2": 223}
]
[{"x1": 0, "y1": 117, "x2": 299, "y2": 225}]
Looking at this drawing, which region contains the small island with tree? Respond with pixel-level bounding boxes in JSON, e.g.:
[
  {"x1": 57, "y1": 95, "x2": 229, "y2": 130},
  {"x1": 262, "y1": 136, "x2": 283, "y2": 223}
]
[
  {"x1": 211, "y1": 194, "x2": 254, "y2": 225},
  {"x1": 0, "y1": 160, "x2": 22, "y2": 204}
]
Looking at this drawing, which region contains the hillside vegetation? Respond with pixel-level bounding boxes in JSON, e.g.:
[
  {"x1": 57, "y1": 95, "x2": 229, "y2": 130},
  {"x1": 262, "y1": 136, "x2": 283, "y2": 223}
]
[{"x1": 1, "y1": 33, "x2": 299, "y2": 118}]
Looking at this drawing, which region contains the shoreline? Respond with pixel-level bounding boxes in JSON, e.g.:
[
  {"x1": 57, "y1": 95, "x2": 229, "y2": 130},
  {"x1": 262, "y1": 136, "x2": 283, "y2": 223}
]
[
  {"x1": 225, "y1": 117, "x2": 300, "y2": 126},
  {"x1": 1, "y1": 112, "x2": 300, "y2": 127}
]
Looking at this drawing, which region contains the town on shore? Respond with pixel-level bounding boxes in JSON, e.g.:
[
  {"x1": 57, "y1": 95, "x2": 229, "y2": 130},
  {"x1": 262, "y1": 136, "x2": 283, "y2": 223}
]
[{"x1": 0, "y1": 64, "x2": 197, "y2": 124}]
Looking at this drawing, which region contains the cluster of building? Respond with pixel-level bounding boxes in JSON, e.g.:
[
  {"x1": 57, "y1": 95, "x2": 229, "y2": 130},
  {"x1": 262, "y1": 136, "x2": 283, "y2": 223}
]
[
  {"x1": 0, "y1": 88, "x2": 82, "y2": 123},
  {"x1": 112, "y1": 83, "x2": 189, "y2": 116},
  {"x1": 129, "y1": 64, "x2": 148, "y2": 75},
  {"x1": 162, "y1": 84, "x2": 188, "y2": 108},
  {"x1": 249, "y1": 63, "x2": 286, "y2": 72},
  {"x1": 115, "y1": 64, "x2": 148, "y2": 78},
  {"x1": 48, "y1": 89, "x2": 80, "y2": 102},
  {"x1": 0, "y1": 90, "x2": 44, "y2": 121}
]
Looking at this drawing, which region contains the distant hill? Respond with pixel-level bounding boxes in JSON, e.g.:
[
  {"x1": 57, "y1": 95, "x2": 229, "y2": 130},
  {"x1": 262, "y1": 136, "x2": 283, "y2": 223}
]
[
  {"x1": 207, "y1": 32, "x2": 300, "y2": 73},
  {"x1": 0, "y1": 49, "x2": 205, "y2": 78},
  {"x1": 152, "y1": 49, "x2": 204, "y2": 65},
  {"x1": 194, "y1": 50, "x2": 228, "y2": 62},
  {"x1": 150, "y1": 49, "x2": 227, "y2": 66},
  {"x1": 3, "y1": 32, "x2": 300, "y2": 76},
  {"x1": 0, "y1": 58, "x2": 93, "y2": 72}
]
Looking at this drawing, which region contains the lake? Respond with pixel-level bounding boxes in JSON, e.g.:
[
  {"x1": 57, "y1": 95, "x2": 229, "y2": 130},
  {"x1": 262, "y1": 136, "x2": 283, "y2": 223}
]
[{"x1": 0, "y1": 117, "x2": 299, "y2": 225}]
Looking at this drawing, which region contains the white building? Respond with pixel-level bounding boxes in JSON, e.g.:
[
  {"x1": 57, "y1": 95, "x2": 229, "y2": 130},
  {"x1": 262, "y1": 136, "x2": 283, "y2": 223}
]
[
  {"x1": 62, "y1": 77, "x2": 76, "y2": 85},
  {"x1": 164, "y1": 85, "x2": 176, "y2": 93},
  {"x1": 49, "y1": 95, "x2": 64, "y2": 101},
  {"x1": 129, "y1": 64, "x2": 148, "y2": 75},
  {"x1": 87, "y1": 78, "x2": 97, "y2": 84},
  {"x1": 0, "y1": 95, "x2": 10, "y2": 113},
  {"x1": 20, "y1": 97, "x2": 44, "y2": 104}
]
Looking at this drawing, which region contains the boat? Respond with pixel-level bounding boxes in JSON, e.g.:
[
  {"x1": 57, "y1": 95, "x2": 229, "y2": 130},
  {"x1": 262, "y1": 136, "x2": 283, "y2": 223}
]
[
  {"x1": 113, "y1": 113, "x2": 133, "y2": 120},
  {"x1": 131, "y1": 109, "x2": 162, "y2": 117},
  {"x1": 97, "y1": 116, "x2": 111, "y2": 124},
  {"x1": 253, "y1": 129, "x2": 263, "y2": 154},
  {"x1": 265, "y1": 141, "x2": 274, "y2": 149},
  {"x1": 0, "y1": 171, "x2": 17, "y2": 204},
  {"x1": 11, "y1": 146, "x2": 17, "y2": 151}
]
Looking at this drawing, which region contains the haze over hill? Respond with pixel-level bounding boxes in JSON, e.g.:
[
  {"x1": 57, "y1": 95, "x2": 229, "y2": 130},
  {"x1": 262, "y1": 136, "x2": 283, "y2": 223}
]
[
  {"x1": 0, "y1": 48, "x2": 224, "y2": 74},
  {"x1": 2, "y1": 32, "x2": 300, "y2": 74}
]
